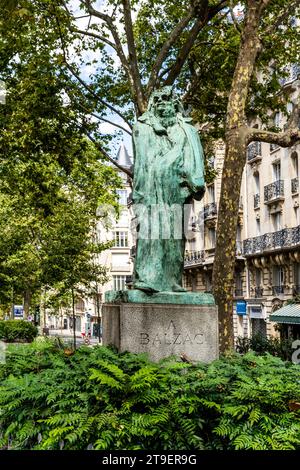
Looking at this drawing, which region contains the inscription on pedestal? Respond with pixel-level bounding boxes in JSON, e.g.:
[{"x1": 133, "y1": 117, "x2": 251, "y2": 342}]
[
  {"x1": 102, "y1": 303, "x2": 219, "y2": 363},
  {"x1": 140, "y1": 321, "x2": 204, "y2": 346}
]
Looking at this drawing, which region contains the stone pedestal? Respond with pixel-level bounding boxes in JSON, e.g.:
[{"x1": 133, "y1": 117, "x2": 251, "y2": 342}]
[{"x1": 102, "y1": 295, "x2": 218, "y2": 363}]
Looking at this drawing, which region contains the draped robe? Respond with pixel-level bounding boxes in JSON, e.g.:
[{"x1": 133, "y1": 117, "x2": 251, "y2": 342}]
[{"x1": 132, "y1": 112, "x2": 205, "y2": 292}]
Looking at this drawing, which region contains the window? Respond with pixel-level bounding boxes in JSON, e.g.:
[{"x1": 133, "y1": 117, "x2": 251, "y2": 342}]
[
  {"x1": 113, "y1": 275, "x2": 127, "y2": 290},
  {"x1": 273, "y1": 266, "x2": 284, "y2": 289},
  {"x1": 208, "y1": 227, "x2": 216, "y2": 248},
  {"x1": 116, "y1": 189, "x2": 127, "y2": 205},
  {"x1": 272, "y1": 212, "x2": 282, "y2": 231},
  {"x1": 204, "y1": 272, "x2": 212, "y2": 293},
  {"x1": 274, "y1": 112, "x2": 281, "y2": 129},
  {"x1": 255, "y1": 268, "x2": 261, "y2": 286},
  {"x1": 251, "y1": 319, "x2": 267, "y2": 338},
  {"x1": 207, "y1": 184, "x2": 215, "y2": 203},
  {"x1": 114, "y1": 231, "x2": 128, "y2": 247},
  {"x1": 75, "y1": 299, "x2": 85, "y2": 312},
  {"x1": 273, "y1": 162, "x2": 281, "y2": 181},
  {"x1": 294, "y1": 264, "x2": 300, "y2": 288},
  {"x1": 292, "y1": 152, "x2": 298, "y2": 176},
  {"x1": 254, "y1": 173, "x2": 260, "y2": 194},
  {"x1": 256, "y1": 219, "x2": 261, "y2": 236}
]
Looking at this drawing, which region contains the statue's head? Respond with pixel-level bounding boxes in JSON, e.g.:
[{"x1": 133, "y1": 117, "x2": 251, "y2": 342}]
[{"x1": 148, "y1": 86, "x2": 183, "y2": 119}]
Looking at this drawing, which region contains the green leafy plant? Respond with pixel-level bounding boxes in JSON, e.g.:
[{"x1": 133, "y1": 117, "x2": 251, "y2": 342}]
[
  {"x1": 0, "y1": 320, "x2": 38, "y2": 343},
  {"x1": 236, "y1": 334, "x2": 295, "y2": 361},
  {"x1": 0, "y1": 340, "x2": 300, "y2": 450}
]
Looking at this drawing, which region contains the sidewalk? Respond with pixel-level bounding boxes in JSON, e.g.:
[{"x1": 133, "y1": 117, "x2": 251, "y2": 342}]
[{"x1": 46, "y1": 329, "x2": 102, "y2": 346}]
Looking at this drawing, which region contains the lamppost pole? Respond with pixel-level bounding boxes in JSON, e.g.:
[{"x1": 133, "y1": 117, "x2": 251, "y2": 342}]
[
  {"x1": 72, "y1": 288, "x2": 76, "y2": 350},
  {"x1": 95, "y1": 281, "x2": 101, "y2": 343}
]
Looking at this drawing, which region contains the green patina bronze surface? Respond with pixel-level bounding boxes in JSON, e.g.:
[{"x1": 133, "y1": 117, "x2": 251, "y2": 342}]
[
  {"x1": 105, "y1": 289, "x2": 215, "y2": 305},
  {"x1": 132, "y1": 86, "x2": 206, "y2": 294}
]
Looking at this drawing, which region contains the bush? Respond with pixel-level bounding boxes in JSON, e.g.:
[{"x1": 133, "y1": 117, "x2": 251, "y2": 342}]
[
  {"x1": 0, "y1": 340, "x2": 300, "y2": 450},
  {"x1": 236, "y1": 334, "x2": 295, "y2": 361},
  {"x1": 0, "y1": 320, "x2": 38, "y2": 343}
]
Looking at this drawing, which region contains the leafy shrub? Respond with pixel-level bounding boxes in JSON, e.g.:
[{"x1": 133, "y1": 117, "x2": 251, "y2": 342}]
[
  {"x1": 236, "y1": 334, "x2": 294, "y2": 361},
  {"x1": 0, "y1": 340, "x2": 300, "y2": 450},
  {"x1": 0, "y1": 320, "x2": 38, "y2": 343}
]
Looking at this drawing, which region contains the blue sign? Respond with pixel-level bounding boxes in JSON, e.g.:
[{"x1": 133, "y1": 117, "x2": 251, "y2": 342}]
[
  {"x1": 14, "y1": 305, "x2": 24, "y2": 318},
  {"x1": 236, "y1": 300, "x2": 247, "y2": 315}
]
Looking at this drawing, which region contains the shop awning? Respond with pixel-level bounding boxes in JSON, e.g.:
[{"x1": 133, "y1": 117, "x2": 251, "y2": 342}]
[{"x1": 269, "y1": 303, "x2": 300, "y2": 325}]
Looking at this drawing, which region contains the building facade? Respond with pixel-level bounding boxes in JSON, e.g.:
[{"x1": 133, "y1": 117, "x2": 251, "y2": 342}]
[
  {"x1": 184, "y1": 71, "x2": 300, "y2": 341},
  {"x1": 45, "y1": 143, "x2": 134, "y2": 338}
]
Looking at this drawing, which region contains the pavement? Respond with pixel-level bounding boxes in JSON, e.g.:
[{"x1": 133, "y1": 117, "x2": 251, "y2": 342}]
[{"x1": 46, "y1": 329, "x2": 102, "y2": 346}]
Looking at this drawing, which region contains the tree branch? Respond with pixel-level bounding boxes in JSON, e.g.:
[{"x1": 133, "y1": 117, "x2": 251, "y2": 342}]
[
  {"x1": 164, "y1": 1, "x2": 228, "y2": 86},
  {"x1": 70, "y1": 27, "x2": 117, "y2": 50},
  {"x1": 146, "y1": 7, "x2": 195, "y2": 96},
  {"x1": 229, "y1": 0, "x2": 242, "y2": 33},
  {"x1": 65, "y1": 62, "x2": 133, "y2": 129},
  {"x1": 121, "y1": 0, "x2": 146, "y2": 115},
  {"x1": 247, "y1": 104, "x2": 300, "y2": 146},
  {"x1": 76, "y1": 101, "x2": 132, "y2": 136},
  {"x1": 85, "y1": 132, "x2": 133, "y2": 178},
  {"x1": 83, "y1": 1, "x2": 133, "y2": 90}
]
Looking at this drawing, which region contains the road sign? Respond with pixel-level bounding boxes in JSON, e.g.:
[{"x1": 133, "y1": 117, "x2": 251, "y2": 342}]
[
  {"x1": 14, "y1": 305, "x2": 24, "y2": 318},
  {"x1": 236, "y1": 300, "x2": 247, "y2": 315}
]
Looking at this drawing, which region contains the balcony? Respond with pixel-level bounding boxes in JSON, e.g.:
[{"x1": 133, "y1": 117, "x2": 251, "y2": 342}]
[
  {"x1": 254, "y1": 193, "x2": 260, "y2": 209},
  {"x1": 279, "y1": 63, "x2": 300, "y2": 86},
  {"x1": 272, "y1": 285, "x2": 284, "y2": 295},
  {"x1": 243, "y1": 225, "x2": 300, "y2": 256},
  {"x1": 247, "y1": 142, "x2": 262, "y2": 162},
  {"x1": 264, "y1": 180, "x2": 284, "y2": 204},
  {"x1": 291, "y1": 177, "x2": 299, "y2": 194},
  {"x1": 184, "y1": 250, "x2": 205, "y2": 267},
  {"x1": 203, "y1": 202, "x2": 217, "y2": 220}
]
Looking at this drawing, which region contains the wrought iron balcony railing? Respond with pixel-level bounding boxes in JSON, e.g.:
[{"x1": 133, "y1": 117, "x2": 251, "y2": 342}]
[
  {"x1": 264, "y1": 180, "x2": 284, "y2": 203},
  {"x1": 243, "y1": 225, "x2": 300, "y2": 255},
  {"x1": 184, "y1": 250, "x2": 205, "y2": 267},
  {"x1": 272, "y1": 285, "x2": 284, "y2": 295},
  {"x1": 204, "y1": 202, "x2": 217, "y2": 220},
  {"x1": 254, "y1": 193, "x2": 260, "y2": 209},
  {"x1": 247, "y1": 142, "x2": 262, "y2": 161},
  {"x1": 291, "y1": 177, "x2": 299, "y2": 194},
  {"x1": 254, "y1": 286, "x2": 264, "y2": 298},
  {"x1": 279, "y1": 63, "x2": 300, "y2": 86}
]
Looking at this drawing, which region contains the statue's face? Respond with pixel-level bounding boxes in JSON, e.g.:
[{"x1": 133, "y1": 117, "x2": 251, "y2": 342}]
[{"x1": 152, "y1": 91, "x2": 176, "y2": 118}]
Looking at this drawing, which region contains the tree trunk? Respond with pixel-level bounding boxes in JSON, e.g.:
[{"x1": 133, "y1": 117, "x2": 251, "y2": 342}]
[
  {"x1": 23, "y1": 289, "x2": 31, "y2": 319},
  {"x1": 213, "y1": 0, "x2": 267, "y2": 352},
  {"x1": 213, "y1": 132, "x2": 247, "y2": 351}
]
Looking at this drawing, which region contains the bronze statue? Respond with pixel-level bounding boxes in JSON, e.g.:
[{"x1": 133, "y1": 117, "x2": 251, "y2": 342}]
[{"x1": 132, "y1": 86, "x2": 205, "y2": 293}]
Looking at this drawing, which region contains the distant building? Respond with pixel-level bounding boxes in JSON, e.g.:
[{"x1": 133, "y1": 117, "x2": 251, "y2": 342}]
[
  {"x1": 184, "y1": 69, "x2": 300, "y2": 342},
  {"x1": 45, "y1": 143, "x2": 134, "y2": 338}
]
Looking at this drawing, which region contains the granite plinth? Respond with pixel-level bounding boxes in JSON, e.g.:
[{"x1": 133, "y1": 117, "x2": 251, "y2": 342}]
[{"x1": 102, "y1": 301, "x2": 218, "y2": 363}]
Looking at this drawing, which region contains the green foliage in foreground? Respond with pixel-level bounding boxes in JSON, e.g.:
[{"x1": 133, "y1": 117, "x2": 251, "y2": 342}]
[
  {"x1": 0, "y1": 339, "x2": 300, "y2": 451},
  {"x1": 0, "y1": 320, "x2": 38, "y2": 342}
]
